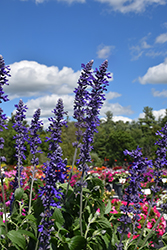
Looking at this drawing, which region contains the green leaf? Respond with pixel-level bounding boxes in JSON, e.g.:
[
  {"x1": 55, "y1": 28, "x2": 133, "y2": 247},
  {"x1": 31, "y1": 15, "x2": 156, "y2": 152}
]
[
  {"x1": 104, "y1": 200, "x2": 111, "y2": 214},
  {"x1": 95, "y1": 199, "x2": 105, "y2": 216},
  {"x1": 17, "y1": 229, "x2": 37, "y2": 241},
  {"x1": 7, "y1": 230, "x2": 26, "y2": 249},
  {"x1": 68, "y1": 235, "x2": 86, "y2": 250},
  {"x1": 14, "y1": 188, "x2": 24, "y2": 201},
  {"x1": 0, "y1": 216, "x2": 4, "y2": 226},
  {"x1": 52, "y1": 207, "x2": 65, "y2": 226},
  {"x1": 60, "y1": 183, "x2": 73, "y2": 191},
  {"x1": 82, "y1": 187, "x2": 91, "y2": 193},
  {"x1": 159, "y1": 247, "x2": 167, "y2": 250},
  {"x1": 97, "y1": 218, "x2": 112, "y2": 229},
  {"x1": 88, "y1": 213, "x2": 97, "y2": 224}
]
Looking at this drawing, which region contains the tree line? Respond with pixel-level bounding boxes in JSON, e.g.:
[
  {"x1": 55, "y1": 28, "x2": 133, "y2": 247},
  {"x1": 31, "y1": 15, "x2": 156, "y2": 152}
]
[{"x1": 0, "y1": 106, "x2": 167, "y2": 168}]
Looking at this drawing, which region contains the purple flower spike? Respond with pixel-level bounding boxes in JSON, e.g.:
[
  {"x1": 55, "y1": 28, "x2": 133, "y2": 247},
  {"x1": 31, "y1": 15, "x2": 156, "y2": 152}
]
[
  {"x1": 0, "y1": 108, "x2": 8, "y2": 150},
  {"x1": 153, "y1": 123, "x2": 167, "y2": 194},
  {"x1": 0, "y1": 55, "x2": 10, "y2": 150},
  {"x1": 73, "y1": 60, "x2": 94, "y2": 144},
  {"x1": 28, "y1": 108, "x2": 43, "y2": 166},
  {"x1": 0, "y1": 55, "x2": 10, "y2": 103},
  {"x1": 116, "y1": 146, "x2": 152, "y2": 249},
  {"x1": 11, "y1": 100, "x2": 28, "y2": 191},
  {"x1": 38, "y1": 99, "x2": 68, "y2": 250},
  {"x1": 77, "y1": 60, "x2": 110, "y2": 173}
]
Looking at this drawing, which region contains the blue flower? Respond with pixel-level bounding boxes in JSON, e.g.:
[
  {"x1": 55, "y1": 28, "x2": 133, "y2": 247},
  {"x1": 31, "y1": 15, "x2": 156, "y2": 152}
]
[
  {"x1": 38, "y1": 99, "x2": 68, "y2": 249},
  {"x1": 0, "y1": 55, "x2": 10, "y2": 103}
]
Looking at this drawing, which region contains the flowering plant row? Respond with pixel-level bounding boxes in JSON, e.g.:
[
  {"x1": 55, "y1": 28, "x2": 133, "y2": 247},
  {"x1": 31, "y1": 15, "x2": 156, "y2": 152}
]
[{"x1": 1, "y1": 55, "x2": 167, "y2": 250}]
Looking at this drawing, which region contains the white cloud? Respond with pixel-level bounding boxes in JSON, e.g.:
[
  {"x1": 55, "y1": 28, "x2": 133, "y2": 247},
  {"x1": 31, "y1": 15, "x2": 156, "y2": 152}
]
[
  {"x1": 35, "y1": 0, "x2": 46, "y2": 3},
  {"x1": 106, "y1": 91, "x2": 121, "y2": 100},
  {"x1": 152, "y1": 88, "x2": 167, "y2": 97},
  {"x1": 4, "y1": 60, "x2": 81, "y2": 100},
  {"x1": 139, "y1": 109, "x2": 166, "y2": 120},
  {"x1": 35, "y1": 0, "x2": 85, "y2": 3},
  {"x1": 97, "y1": 45, "x2": 114, "y2": 59},
  {"x1": 130, "y1": 34, "x2": 152, "y2": 60},
  {"x1": 130, "y1": 46, "x2": 144, "y2": 61},
  {"x1": 112, "y1": 116, "x2": 132, "y2": 123},
  {"x1": 101, "y1": 101, "x2": 133, "y2": 116},
  {"x1": 162, "y1": 22, "x2": 167, "y2": 29},
  {"x1": 138, "y1": 58, "x2": 167, "y2": 84},
  {"x1": 25, "y1": 94, "x2": 75, "y2": 118},
  {"x1": 95, "y1": 0, "x2": 166, "y2": 13},
  {"x1": 18, "y1": 94, "x2": 132, "y2": 128},
  {"x1": 155, "y1": 33, "x2": 167, "y2": 44},
  {"x1": 141, "y1": 41, "x2": 152, "y2": 49},
  {"x1": 153, "y1": 109, "x2": 166, "y2": 120},
  {"x1": 57, "y1": 0, "x2": 85, "y2": 3},
  {"x1": 146, "y1": 50, "x2": 167, "y2": 58}
]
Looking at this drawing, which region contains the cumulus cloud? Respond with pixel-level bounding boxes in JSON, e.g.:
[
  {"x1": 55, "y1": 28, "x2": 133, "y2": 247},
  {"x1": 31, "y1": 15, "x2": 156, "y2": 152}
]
[
  {"x1": 112, "y1": 116, "x2": 132, "y2": 123},
  {"x1": 97, "y1": 45, "x2": 114, "y2": 59},
  {"x1": 138, "y1": 58, "x2": 167, "y2": 84},
  {"x1": 139, "y1": 108, "x2": 166, "y2": 120},
  {"x1": 106, "y1": 91, "x2": 121, "y2": 100},
  {"x1": 18, "y1": 93, "x2": 133, "y2": 128},
  {"x1": 25, "y1": 94, "x2": 75, "y2": 118},
  {"x1": 152, "y1": 88, "x2": 167, "y2": 97},
  {"x1": 4, "y1": 60, "x2": 81, "y2": 100},
  {"x1": 101, "y1": 101, "x2": 133, "y2": 116},
  {"x1": 155, "y1": 33, "x2": 167, "y2": 44},
  {"x1": 95, "y1": 0, "x2": 166, "y2": 13}
]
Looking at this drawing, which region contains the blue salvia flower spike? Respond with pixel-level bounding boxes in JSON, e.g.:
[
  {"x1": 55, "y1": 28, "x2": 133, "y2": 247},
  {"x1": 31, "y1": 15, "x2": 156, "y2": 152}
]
[{"x1": 38, "y1": 98, "x2": 68, "y2": 250}]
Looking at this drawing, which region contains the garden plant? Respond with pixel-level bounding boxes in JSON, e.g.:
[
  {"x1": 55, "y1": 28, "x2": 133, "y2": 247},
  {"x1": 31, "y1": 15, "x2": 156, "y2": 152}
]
[{"x1": 1, "y1": 54, "x2": 167, "y2": 250}]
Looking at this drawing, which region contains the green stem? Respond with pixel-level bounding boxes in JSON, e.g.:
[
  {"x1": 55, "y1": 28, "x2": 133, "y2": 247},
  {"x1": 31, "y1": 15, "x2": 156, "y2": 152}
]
[
  {"x1": 79, "y1": 168, "x2": 85, "y2": 237},
  {"x1": 28, "y1": 163, "x2": 36, "y2": 214},
  {"x1": 65, "y1": 146, "x2": 77, "y2": 200},
  {"x1": 35, "y1": 231, "x2": 41, "y2": 250},
  {"x1": 0, "y1": 163, "x2": 8, "y2": 234}
]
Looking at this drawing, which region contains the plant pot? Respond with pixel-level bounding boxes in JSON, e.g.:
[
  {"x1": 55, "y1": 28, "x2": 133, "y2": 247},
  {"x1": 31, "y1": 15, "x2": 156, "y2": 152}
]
[{"x1": 113, "y1": 182, "x2": 123, "y2": 199}]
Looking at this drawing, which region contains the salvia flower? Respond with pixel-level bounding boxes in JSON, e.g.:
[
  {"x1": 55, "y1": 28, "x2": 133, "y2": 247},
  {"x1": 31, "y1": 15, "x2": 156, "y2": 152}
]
[
  {"x1": 28, "y1": 108, "x2": 43, "y2": 166},
  {"x1": 38, "y1": 99, "x2": 68, "y2": 250},
  {"x1": 154, "y1": 123, "x2": 167, "y2": 210},
  {"x1": 28, "y1": 108, "x2": 43, "y2": 212},
  {"x1": 0, "y1": 55, "x2": 10, "y2": 103},
  {"x1": 11, "y1": 100, "x2": 28, "y2": 194},
  {"x1": 0, "y1": 55, "x2": 10, "y2": 228},
  {"x1": 73, "y1": 60, "x2": 94, "y2": 145},
  {"x1": 77, "y1": 60, "x2": 111, "y2": 173},
  {"x1": 0, "y1": 108, "x2": 7, "y2": 151},
  {"x1": 116, "y1": 146, "x2": 152, "y2": 250},
  {"x1": 0, "y1": 54, "x2": 10, "y2": 160}
]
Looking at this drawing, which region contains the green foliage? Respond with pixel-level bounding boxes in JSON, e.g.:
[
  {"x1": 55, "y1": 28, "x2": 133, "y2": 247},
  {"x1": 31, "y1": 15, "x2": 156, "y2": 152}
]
[{"x1": 105, "y1": 129, "x2": 137, "y2": 166}]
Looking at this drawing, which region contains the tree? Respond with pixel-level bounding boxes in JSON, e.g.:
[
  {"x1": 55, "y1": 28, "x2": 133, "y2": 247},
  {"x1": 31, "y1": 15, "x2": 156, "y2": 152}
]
[{"x1": 105, "y1": 130, "x2": 137, "y2": 167}]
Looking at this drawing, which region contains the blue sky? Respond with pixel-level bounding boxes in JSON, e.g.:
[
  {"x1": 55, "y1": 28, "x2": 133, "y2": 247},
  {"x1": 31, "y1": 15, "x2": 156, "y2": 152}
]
[{"x1": 1, "y1": 0, "x2": 167, "y2": 127}]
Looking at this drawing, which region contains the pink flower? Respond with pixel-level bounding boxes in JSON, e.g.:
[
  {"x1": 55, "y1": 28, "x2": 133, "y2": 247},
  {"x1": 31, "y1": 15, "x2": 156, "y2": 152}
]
[
  {"x1": 147, "y1": 221, "x2": 152, "y2": 229},
  {"x1": 5, "y1": 201, "x2": 10, "y2": 207},
  {"x1": 127, "y1": 232, "x2": 131, "y2": 238},
  {"x1": 151, "y1": 218, "x2": 156, "y2": 223},
  {"x1": 96, "y1": 208, "x2": 100, "y2": 214},
  {"x1": 133, "y1": 235, "x2": 140, "y2": 239},
  {"x1": 110, "y1": 206, "x2": 118, "y2": 214},
  {"x1": 137, "y1": 223, "x2": 141, "y2": 229}
]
